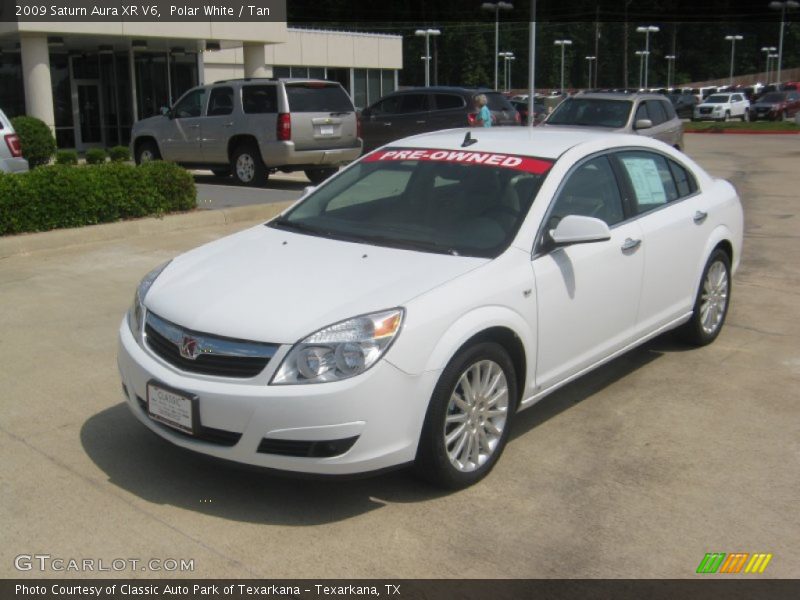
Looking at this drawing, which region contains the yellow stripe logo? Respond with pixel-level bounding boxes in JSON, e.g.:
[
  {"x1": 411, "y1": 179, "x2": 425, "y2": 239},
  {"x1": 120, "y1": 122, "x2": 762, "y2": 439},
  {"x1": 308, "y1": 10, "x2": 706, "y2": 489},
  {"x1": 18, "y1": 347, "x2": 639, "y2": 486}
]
[{"x1": 697, "y1": 552, "x2": 773, "y2": 574}]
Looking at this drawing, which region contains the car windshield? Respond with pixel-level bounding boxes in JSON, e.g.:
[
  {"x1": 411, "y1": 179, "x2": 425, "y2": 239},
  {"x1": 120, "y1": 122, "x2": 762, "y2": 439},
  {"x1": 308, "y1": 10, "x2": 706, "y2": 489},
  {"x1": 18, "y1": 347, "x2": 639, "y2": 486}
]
[
  {"x1": 704, "y1": 95, "x2": 730, "y2": 104},
  {"x1": 269, "y1": 148, "x2": 553, "y2": 258},
  {"x1": 546, "y1": 98, "x2": 632, "y2": 128},
  {"x1": 760, "y1": 93, "x2": 786, "y2": 103}
]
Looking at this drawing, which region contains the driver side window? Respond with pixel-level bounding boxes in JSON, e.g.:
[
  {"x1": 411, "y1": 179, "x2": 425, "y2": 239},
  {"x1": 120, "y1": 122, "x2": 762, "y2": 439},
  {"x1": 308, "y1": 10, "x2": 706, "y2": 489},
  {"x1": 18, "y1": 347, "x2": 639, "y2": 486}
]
[
  {"x1": 548, "y1": 156, "x2": 625, "y2": 231},
  {"x1": 173, "y1": 89, "x2": 206, "y2": 119}
]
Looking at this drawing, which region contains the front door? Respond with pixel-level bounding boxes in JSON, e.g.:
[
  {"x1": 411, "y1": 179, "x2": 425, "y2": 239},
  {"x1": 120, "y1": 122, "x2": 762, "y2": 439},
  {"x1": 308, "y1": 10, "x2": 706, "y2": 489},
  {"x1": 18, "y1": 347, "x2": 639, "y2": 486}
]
[
  {"x1": 159, "y1": 87, "x2": 206, "y2": 162},
  {"x1": 73, "y1": 80, "x2": 105, "y2": 150}
]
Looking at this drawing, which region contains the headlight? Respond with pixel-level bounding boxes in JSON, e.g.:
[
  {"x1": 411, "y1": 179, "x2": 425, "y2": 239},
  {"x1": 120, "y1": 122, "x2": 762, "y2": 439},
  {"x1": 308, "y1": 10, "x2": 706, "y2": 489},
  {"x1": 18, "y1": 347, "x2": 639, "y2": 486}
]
[
  {"x1": 127, "y1": 260, "x2": 172, "y2": 342},
  {"x1": 271, "y1": 309, "x2": 404, "y2": 385}
]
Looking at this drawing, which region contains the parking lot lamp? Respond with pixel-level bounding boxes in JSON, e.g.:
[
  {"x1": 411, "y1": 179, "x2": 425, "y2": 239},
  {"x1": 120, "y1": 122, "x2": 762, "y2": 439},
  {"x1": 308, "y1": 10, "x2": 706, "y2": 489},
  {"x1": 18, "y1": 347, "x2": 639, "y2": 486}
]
[
  {"x1": 482, "y1": 2, "x2": 514, "y2": 90},
  {"x1": 415, "y1": 29, "x2": 441, "y2": 87},
  {"x1": 499, "y1": 51, "x2": 515, "y2": 91},
  {"x1": 725, "y1": 35, "x2": 743, "y2": 87},
  {"x1": 768, "y1": 53, "x2": 780, "y2": 83},
  {"x1": 761, "y1": 46, "x2": 776, "y2": 82},
  {"x1": 636, "y1": 25, "x2": 659, "y2": 88},
  {"x1": 769, "y1": 1, "x2": 799, "y2": 84},
  {"x1": 585, "y1": 56, "x2": 596, "y2": 89},
  {"x1": 635, "y1": 50, "x2": 648, "y2": 89},
  {"x1": 665, "y1": 55, "x2": 676, "y2": 89},
  {"x1": 554, "y1": 39, "x2": 572, "y2": 94}
]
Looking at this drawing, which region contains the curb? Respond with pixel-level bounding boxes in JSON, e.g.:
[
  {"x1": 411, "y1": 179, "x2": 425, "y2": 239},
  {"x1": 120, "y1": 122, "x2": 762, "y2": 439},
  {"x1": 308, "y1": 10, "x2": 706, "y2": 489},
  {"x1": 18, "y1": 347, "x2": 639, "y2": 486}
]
[
  {"x1": 686, "y1": 129, "x2": 800, "y2": 135},
  {"x1": 0, "y1": 202, "x2": 293, "y2": 260}
]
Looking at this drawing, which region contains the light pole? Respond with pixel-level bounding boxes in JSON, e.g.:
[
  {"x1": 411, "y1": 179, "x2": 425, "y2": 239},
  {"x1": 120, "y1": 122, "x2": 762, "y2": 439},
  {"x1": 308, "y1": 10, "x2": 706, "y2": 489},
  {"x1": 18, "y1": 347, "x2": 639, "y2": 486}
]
[
  {"x1": 725, "y1": 35, "x2": 743, "y2": 87},
  {"x1": 585, "y1": 56, "x2": 596, "y2": 89},
  {"x1": 415, "y1": 29, "x2": 441, "y2": 87},
  {"x1": 482, "y1": 2, "x2": 514, "y2": 90},
  {"x1": 635, "y1": 50, "x2": 649, "y2": 89},
  {"x1": 636, "y1": 25, "x2": 659, "y2": 89},
  {"x1": 507, "y1": 55, "x2": 516, "y2": 91},
  {"x1": 769, "y1": 1, "x2": 799, "y2": 85},
  {"x1": 761, "y1": 46, "x2": 777, "y2": 82},
  {"x1": 768, "y1": 53, "x2": 780, "y2": 84},
  {"x1": 554, "y1": 39, "x2": 572, "y2": 94},
  {"x1": 499, "y1": 51, "x2": 514, "y2": 91},
  {"x1": 665, "y1": 54, "x2": 676, "y2": 89}
]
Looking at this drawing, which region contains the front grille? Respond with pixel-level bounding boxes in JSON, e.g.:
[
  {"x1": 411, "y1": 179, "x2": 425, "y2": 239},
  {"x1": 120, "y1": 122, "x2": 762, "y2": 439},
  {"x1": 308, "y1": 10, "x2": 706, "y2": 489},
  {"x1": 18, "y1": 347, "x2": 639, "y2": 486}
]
[
  {"x1": 144, "y1": 312, "x2": 278, "y2": 378},
  {"x1": 257, "y1": 436, "x2": 359, "y2": 458},
  {"x1": 136, "y1": 395, "x2": 242, "y2": 446}
]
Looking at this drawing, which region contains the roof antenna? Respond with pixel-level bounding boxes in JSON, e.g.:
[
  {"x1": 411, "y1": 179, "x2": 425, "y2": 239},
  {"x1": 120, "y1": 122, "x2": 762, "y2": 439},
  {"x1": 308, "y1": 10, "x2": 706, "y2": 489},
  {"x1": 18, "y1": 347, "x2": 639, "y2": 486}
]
[{"x1": 462, "y1": 131, "x2": 478, "y2": 148}]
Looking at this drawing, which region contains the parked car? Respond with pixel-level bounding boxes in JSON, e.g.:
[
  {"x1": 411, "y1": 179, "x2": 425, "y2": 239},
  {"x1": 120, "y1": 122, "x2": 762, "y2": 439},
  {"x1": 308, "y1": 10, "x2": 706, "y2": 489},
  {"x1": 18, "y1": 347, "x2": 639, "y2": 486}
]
[
  {"x1": 0, "y1": 109, "x2": 29, "y2": 174},
  {"x1": 511, "y1": 99, "x2": 547, "y2": 125},
  {"x1": 668, "y1": 93, "x2": 698, "y2": 119},
  {"x1": 692, "y1": 93, "x2": 749, "y2": 122},
  {"x1": 749, "y1": 91, "x2": 800, "y2": 121},
  {"x1": 542, "y1": 92, "x2": 684, "y2": 149},
  {"x1": 359, "y1": 87, "x2": 519, "y2": 152},
  {"x1": 118, "y1": 127, "x2": 742, "y2": 488},
  {"x1": 131, "y1": 79, "x2": 362, "y2": 185}
]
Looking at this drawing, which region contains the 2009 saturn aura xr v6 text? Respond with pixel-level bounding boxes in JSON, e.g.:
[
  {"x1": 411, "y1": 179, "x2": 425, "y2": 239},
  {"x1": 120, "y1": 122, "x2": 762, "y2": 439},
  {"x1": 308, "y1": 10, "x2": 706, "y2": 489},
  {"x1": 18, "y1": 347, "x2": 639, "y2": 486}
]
[{"x1": 118, "y1": 128, "x2": 743, "y2": 489}]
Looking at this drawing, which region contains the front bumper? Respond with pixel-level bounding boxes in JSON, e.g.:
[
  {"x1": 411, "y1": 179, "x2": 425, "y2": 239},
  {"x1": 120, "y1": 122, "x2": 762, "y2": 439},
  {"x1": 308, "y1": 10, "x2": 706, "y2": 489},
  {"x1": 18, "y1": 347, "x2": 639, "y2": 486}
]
[{"x1": 117, "y1": 318, "x2": 437, "y2": 475}]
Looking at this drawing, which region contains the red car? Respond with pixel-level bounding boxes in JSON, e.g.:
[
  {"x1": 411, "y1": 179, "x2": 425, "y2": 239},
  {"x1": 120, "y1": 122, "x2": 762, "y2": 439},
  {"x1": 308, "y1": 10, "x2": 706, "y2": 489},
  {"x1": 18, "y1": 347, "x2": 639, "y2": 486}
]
[{"x1": 749, "y1": 90, "x2": 800, "y2": 121}]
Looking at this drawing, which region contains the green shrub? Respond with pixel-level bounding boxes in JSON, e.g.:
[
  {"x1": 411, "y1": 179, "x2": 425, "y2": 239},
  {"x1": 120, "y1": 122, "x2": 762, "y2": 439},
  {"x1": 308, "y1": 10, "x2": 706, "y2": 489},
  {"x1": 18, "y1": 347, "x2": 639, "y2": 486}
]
[
  {"x1": 85, "y1": 148, "x2": 107, "y2": 165},
  {"x1": 55, "y1": 150, "x2": 79, "y2": 165},
  {"x1": 108, "y1": 145, "x2": 131, "y2": 162},
  {"x1": 0, "y1": 162, "x2": 197, "y2": 235},
  {"x1": 10, "y1": 116, "x2": 56, "y2": 168}
]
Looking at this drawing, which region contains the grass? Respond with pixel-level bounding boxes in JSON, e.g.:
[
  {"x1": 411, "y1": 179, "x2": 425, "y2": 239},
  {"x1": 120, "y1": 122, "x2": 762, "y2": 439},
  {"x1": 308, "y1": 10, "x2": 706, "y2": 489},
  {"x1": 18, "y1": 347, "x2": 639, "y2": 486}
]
[{"x1": 685, "y1": 119, "x2": 800, "y2": 132}]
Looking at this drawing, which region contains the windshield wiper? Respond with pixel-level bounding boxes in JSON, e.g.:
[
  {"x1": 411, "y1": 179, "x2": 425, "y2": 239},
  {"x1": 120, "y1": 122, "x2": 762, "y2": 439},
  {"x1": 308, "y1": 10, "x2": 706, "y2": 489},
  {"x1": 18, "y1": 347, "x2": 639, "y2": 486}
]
[
  {"x1": 269, "y1": 218, "x2": 328, "y2": 236},
  {"x1": 349, "y1": 233, "x2": 461, "y2": 256}
]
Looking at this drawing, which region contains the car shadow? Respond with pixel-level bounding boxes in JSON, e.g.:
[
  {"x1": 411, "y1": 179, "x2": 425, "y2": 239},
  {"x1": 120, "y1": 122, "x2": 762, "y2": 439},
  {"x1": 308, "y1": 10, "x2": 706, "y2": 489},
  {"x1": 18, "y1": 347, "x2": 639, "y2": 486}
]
[
  {"x1": 81, "y1": 334, "x2": 688, "y2": 525},
  {"x1": 193, "y1": 173, "x2": 309, "y2": 192}
]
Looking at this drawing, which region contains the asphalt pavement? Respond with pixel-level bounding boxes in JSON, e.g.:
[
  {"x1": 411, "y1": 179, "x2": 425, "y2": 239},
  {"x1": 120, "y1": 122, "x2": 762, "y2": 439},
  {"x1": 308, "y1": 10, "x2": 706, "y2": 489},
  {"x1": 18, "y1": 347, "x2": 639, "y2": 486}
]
[
  {"x1": 0, "y1": 135, "x2": 798, "y2": 579},
  {"x1": 194, "y1": 170, "x2": 308, "y2": 210}
]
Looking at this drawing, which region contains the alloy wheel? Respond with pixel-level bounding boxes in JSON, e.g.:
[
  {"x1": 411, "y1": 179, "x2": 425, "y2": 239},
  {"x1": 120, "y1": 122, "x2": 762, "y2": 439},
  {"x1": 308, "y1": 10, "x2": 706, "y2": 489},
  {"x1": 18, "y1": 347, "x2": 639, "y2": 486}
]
[{"x1": 700, "y1": 260, "x2": 729, "y2": 335}]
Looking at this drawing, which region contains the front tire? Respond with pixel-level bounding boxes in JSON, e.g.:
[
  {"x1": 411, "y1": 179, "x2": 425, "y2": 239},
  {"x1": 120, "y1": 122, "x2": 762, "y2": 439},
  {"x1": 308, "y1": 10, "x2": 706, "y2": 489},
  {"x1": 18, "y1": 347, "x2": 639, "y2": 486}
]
[
  {"x1": 414, "y1": 342, "x2": 518, "y2": 489},
  {"x1": 679, "y1": 249, "x2": 731, "y2": 346},
  {"x1": 231, "y1": 144, "x2": 266, "y2": 186},
  {"x1": 134, "y1": 140, "x2": 160, "y2": 165}
]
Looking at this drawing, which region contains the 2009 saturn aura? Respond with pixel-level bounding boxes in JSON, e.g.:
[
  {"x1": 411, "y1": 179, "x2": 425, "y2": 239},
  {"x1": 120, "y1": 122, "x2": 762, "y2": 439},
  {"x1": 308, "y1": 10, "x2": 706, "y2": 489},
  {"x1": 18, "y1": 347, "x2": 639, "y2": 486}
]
[{"x1": 118, "y1": 128, "x2": 743, "y2": 488}]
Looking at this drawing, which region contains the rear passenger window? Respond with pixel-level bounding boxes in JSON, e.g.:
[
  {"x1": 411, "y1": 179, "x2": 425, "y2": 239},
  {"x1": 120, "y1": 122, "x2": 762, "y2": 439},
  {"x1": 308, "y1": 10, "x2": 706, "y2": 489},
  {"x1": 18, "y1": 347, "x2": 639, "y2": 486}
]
[
  {"x1": 646, "y1": 100, "x2": 667, "y2": 125},
  {"x1": 617, "y1": 151, "x2": 679, "y2": 214},
  {"x1": 433, "y1": 94, "x2": 465, "y2": 110},
  {"x1": 398, "y1": 94, "x2": 429, "y2": 113},
  {"x1": 668, "y1": 160, "x2": 698, "y2": 198},
  {"x1": 207, "y1": 87, "x2": 234, "y2": 116},
  {"x1": 242, "y1": 85, "x2": 277, "y2": 114}
]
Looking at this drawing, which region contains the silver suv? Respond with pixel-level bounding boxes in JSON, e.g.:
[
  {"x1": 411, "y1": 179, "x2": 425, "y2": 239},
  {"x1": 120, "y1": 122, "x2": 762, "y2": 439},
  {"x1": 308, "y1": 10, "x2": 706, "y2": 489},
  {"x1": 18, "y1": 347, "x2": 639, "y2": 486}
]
[
  {"x1": 542, "y1": 92, "x2": 684, "y2": 150},
  {"x1": 131, "y1": 79, "x2": 361, "y2": 185},
  {"x1": 0, "y1": 109, "x2": 29, "y2": 174}
]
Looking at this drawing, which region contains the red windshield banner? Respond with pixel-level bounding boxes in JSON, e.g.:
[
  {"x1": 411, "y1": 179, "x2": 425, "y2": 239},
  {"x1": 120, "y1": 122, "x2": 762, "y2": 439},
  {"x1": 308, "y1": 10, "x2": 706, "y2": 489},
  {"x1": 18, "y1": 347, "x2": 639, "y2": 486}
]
[{"x1": 362, "y1": 148, "x2": 553, "y2": 175}]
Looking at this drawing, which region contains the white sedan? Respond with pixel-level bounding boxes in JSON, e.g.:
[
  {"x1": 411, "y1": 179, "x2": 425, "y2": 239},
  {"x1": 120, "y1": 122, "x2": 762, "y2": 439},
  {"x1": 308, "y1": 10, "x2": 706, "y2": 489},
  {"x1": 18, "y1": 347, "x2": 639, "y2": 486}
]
[{"x1": 118, "y1": 128, "x2": 743, "y2": 489}]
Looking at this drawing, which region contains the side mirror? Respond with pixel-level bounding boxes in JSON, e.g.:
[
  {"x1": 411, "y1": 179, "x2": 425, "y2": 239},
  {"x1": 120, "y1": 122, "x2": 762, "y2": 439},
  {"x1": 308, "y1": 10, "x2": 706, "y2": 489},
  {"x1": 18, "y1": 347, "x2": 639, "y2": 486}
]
[
  {"x1": 634, "y1": 118, "x2": 653, "y2": 130},
  {"x1": 549, "y1": 215, "x2": 611, "y2": 247},
  {"x1": 160, "y1": 106, "x2": 172, "y2": 118},
  {"x1": 302, "y1": 185, "x2": 316, "y2": 197}
]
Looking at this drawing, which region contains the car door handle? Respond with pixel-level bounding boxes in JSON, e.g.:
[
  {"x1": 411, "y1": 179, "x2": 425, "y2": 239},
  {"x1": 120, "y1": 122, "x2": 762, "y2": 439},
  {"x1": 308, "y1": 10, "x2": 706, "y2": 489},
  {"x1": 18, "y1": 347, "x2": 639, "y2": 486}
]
[
  {"x1": 383, "y1": 122, "x2": 392, "y2": 127},
  {"x1": 693, "y1": 210, "x2": 708, "y2": 224},
  {"x1": 416, "y1": 120, "x2": 426, "y2": 124},
  {"x1": 621, "y1": 238, "x2": 642, "y2": 251},
  {"x1": 223, "y1": 122, "x2": 234, "y2": 127},
  {"x1": 187, "y1": 124, "x2": 200, "y2": 129}
]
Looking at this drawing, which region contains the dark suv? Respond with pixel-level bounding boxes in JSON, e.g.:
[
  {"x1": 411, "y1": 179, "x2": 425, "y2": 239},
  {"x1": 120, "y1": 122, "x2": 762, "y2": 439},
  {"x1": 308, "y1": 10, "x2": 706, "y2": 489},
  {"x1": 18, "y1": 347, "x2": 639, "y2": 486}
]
[{"x1": 360, "y1": 87, "x2": 519, "y2": 152}]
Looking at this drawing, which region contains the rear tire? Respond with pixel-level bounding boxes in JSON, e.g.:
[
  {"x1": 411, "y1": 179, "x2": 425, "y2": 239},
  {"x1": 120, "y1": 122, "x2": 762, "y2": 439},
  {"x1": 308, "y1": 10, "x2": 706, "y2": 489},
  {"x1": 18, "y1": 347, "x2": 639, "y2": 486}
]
[
  {"x1": 231, "y1": 144, "x2": 266, "y2": 186},
  {"x1": 414, "y1": 342, "x2": 518, "y2": 489},
  {"x1": 678, "y1": 249, "x2": 731, "y2": 346},
  {"x1": 134, "y1": 140, "x2": 160, "y2": 165},
  {"x1": 304, "y1": 167, "x2": 338, "y2": 185}
]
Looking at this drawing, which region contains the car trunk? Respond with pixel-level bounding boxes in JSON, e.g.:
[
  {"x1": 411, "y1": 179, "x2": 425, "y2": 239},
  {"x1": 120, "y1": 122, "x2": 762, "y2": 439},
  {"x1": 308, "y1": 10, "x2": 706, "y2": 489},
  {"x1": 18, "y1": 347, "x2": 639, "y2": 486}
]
[{"x1": 284, "y1": 82, "x2": 358, "y2": 151}]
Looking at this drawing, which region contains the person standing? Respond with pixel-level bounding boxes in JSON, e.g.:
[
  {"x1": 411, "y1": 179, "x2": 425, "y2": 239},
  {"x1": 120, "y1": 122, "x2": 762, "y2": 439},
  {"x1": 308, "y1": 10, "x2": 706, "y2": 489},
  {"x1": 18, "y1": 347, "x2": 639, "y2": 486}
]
[{"x1": 474, "y1": 94, "x2": 492, "y2": 127}]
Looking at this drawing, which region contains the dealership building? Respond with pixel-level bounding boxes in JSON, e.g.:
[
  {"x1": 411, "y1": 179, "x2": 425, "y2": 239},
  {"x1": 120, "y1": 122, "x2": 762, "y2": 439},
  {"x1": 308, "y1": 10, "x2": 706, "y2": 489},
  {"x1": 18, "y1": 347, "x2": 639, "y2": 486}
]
[{"x1": 0, "y1": 21, "x2": 402, "y2": 150}]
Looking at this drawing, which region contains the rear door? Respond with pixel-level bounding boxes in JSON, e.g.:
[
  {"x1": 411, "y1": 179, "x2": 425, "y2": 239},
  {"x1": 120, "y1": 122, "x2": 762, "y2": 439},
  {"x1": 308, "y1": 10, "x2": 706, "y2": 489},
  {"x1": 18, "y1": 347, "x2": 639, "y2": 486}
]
[{"x1": 283, "y1": 82, "x2": 359, "y2": 151}]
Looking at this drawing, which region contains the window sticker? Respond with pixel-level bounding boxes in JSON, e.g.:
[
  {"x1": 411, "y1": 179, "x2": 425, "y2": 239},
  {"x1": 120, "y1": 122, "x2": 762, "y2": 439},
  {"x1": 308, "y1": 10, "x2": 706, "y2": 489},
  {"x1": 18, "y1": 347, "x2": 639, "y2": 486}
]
[
  {"x1": 621, "y1": 157, "x2": 667, "y2": 205},
  {"x1": 363, "y1": 148, "x2": 553, "y2": 175}
]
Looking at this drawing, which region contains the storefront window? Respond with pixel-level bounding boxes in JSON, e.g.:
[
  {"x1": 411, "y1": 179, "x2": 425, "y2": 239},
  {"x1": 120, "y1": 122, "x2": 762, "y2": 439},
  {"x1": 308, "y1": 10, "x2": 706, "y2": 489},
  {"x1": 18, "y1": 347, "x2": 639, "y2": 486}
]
[
  {"x1": 49, "y1": 52, "x2": 74, "y2": 148},
  {"x1": 368, "y1": 70, "x2": 381, "y2": 104},
  {"x1": 382, "y1": 70, "x2": 395, "y2": 95},
  {"x1": 353, "y1": 68, "x2": 367, "y2": 109}
]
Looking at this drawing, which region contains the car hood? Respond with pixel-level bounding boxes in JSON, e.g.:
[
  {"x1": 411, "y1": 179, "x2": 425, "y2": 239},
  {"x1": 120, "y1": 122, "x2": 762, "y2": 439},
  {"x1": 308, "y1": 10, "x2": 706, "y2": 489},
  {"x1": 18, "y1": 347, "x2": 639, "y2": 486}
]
[
  {"x1": 541, "y1": 123, "x2": 627, "y2": 134},
  {"x1": 145, "y1": 224, "x2": 488, "y2": 344},
  {"x1": 132, "y1": 115, "x2": 164, "y2": 131}
]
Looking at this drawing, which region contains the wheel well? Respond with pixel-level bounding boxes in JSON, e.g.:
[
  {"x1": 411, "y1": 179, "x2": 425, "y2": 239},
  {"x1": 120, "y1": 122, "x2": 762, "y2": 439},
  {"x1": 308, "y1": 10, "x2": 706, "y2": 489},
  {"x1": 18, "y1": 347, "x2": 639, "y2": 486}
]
[
  {"x1": 227, "y1": 135, "x2": 260, "y2": 161},
  {"x1": 461, "y1": 327, "x2": 527, "y2": 401},
  {"x1": 133, "y1": 136, "x2": 158, "y2": 156},
  {"x1": 714, "y1": 239, "x2": 733, "y2": 264}
]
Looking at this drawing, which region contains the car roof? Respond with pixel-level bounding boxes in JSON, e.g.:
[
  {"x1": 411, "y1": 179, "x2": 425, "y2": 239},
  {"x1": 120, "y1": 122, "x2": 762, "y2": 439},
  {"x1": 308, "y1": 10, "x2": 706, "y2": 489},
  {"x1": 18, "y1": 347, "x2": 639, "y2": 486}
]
[
  {"x1": 387, "y1": 86, "x2": 497, "y2": 94},
  {"x1": 574, "y1": 92, "x2": 665, "y2": 101},
  {"x1": 383, "y1": 127, "x2": 649, "y2": 160}
]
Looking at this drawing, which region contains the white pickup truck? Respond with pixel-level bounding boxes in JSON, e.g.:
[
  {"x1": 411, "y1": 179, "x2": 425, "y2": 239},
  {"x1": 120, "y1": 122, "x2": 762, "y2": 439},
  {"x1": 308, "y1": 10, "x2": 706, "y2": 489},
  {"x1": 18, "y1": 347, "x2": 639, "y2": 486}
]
[{"x1": 693, "y1": 92, "x2": 750, "y2": 122}]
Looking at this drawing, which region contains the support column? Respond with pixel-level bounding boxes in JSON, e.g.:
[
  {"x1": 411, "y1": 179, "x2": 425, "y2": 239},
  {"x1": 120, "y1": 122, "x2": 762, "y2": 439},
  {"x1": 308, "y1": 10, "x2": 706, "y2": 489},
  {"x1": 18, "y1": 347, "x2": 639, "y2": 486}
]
[
  {"x1": 243, "y1": 43, "x2": 271, "y2": 78},
  {"x1": 20, "y1": 34, "x2": 55, "y2": 131}
]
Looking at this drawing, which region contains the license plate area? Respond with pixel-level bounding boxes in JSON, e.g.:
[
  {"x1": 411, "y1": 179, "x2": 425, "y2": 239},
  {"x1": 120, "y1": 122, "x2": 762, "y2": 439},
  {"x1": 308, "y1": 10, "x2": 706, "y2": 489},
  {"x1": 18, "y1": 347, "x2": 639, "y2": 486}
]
[
  {"x1": 146, "y1": 380, "x2": 198, "y2": 435},
  {"x1": 319, "y1": 124, "x2": 335, "y2": 136}
]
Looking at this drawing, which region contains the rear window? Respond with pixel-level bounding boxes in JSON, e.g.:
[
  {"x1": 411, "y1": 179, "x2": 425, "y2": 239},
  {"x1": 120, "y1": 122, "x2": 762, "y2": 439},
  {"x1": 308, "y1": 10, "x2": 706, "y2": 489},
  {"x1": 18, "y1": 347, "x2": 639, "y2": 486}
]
[
  {"x1": 285, "y1": 83, "x2": 354, "y2": 113},
  {"x1": 761, "y1": 93, "x2": 787, "y2": 103},
  {"x1": 484, "y1": 93, "x2": 514, "y2": 111},
  {"x1": 242, "y1": 85, "x2": 277, "y2": 114}
]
